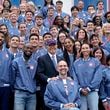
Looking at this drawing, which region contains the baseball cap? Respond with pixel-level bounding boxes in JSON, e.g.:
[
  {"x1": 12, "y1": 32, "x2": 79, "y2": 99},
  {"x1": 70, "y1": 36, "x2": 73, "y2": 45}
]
[{"x1": 46, "y1": 39, "x2": 57, "y2": 46}]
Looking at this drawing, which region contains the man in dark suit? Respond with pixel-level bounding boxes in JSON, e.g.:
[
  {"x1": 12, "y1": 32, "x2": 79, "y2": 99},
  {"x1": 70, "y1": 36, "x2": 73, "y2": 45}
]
[{"x1": 36, "y1": 39, "x2": 63, "y2": 110}]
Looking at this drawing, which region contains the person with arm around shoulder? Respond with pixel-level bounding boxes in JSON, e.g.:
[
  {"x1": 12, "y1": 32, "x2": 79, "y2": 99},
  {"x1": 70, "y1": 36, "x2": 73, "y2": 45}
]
[{"x1": 44, "y1": 60, "x2": 80, "y2": 110}]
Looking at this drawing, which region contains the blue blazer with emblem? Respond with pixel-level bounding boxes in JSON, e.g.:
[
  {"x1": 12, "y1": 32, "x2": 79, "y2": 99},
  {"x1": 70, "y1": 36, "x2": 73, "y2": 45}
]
[
  {"x1": 72, "y1": 57, "x2": 102, "y2": 91},
  {"x1": 44, "y1": 77, "x2": 80, "y2": 110}
]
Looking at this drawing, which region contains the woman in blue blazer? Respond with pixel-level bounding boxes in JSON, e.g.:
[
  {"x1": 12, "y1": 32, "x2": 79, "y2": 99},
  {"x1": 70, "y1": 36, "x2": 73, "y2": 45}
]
[{"x1": 72, "y1": 43, "x2": 102, "y2": 110}]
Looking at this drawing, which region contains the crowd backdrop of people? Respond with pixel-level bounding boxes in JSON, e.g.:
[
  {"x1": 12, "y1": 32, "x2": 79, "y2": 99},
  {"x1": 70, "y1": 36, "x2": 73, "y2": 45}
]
[{"x1": 0, "y1": 0, "x2": 110, "y2": 110}]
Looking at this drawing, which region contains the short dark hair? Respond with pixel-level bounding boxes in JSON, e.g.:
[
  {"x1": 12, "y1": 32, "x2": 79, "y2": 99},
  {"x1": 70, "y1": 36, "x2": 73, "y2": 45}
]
[
  {"x1": 0, "y1": 24, "x2": 8, "y2": 29},
  {"x1": 56, "y1": 0, "x2": 63, "y2": 4},
  {"x1": 90, "y1": 34, "x2": 100, "y2": 42},
  {"x1": 43, "y1": 32, "x2": 53, "y2": 38},
  {"x1": 11, "y1": 35, "x2": 20, "y2": 41},
  {"x1": 87, "y1": 5, "x2": 95, "y2": 10},
  {"x1": 104, "y1": 11, "x2": 110, "y2": 18},
  {"x1": 97, "y1": 0, "x2": 104, "y2": 6},
  {"x1": 2, "y1": 8, "x2": 11, "y2": 13},
  {"x1": 26, "y1": 10, "x2": 34, "y2": 16},
  {"x1": 29, "y1": 33, "x2": 39, "y2": 40},
  {"x1": 86, "y1": 20, "x2": 94, "y2": 26},
  {"x1": 71, "y1": 6, "x2": 79, "y2": 12}
]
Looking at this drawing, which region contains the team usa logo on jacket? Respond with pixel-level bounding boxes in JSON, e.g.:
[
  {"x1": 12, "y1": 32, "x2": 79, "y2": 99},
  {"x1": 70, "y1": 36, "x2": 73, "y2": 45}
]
[
  {"x1": 30, "y1": 65, "x2": 34, "y2": 70},
  {"x1": 89, "y1": 63, "x2": 94, "y2": 67},
  {"x1": 70, "y1": 81, "x2": 74, "y2": 85},
  {"x1": 5, "y1": 53, "x2": 9, "y2": 58}
]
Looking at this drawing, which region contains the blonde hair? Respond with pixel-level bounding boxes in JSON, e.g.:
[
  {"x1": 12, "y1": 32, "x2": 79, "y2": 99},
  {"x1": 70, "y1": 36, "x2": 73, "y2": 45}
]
[{"x1": 102, "y1": 23, "x2": 110, "y2": 36}]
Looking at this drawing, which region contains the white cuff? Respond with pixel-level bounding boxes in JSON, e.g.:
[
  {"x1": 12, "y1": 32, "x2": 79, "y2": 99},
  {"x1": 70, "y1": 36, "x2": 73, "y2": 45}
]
[
  {"x1": 75, "y1": 103, "x2": 78, "y2": 107},
  {"x1": 86, "y1": 87, "x2": 91, "y2": 92},
  {"x1": 102, "y1": 99, "x2": 107, "y2": 103},
  {"x1": 60, "y1": 104, "x2": 64, "y2": 108},
  {"x1": 79, "y1": 88, "x2": 82, "y2": 92},
  {"x1": 47, "y1": 78, "x2": 51, "y2": 83}
]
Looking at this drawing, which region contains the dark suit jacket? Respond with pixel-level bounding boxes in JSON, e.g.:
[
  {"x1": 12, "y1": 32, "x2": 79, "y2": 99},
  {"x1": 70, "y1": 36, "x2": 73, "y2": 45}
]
[{"x1": 36, "y1": 53, "x2": 63, "y2": 94}]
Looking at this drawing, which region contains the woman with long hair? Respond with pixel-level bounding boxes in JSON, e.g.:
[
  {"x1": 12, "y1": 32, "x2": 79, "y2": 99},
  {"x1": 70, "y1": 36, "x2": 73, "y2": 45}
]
[
  {"x1": 74, "y1": 40, "x2": 82, "y2": 59},
  {"x1": 63, "y1": 37, "x2": 77, "y2": 69},
  {"x1": 93, "y1": 47, "x2": 106, "y2": 65},
  {"x1": 93, "y1": 47, "x2": 106, "y2": 110},
  {"x1": 90, "y1": 34, "x2": 102, "y2": 49},
  {"x1": 53, "y1": 15, "x2": 69, "y2": 33},
  {"x1": 75, "y1": 28, "x2": 89, "y2": 44},
  {"x1": 0, "y1": 24, "x2": 10, "y2": 48},
  {"x1": 63, "y1": 15, "x2": 70, "y2": 32},
  {"x1": 3, "y1": 0, "x2": 11, "y2": 9},
  {"x1": 93, "y1": 15, "x2": 103, "y2": 27},
  {"x1": 57, "y1": 30, "x2": 68, "y2": 57},
  {"x1": 72, "y1": 43, "x2": 102, "y2": 110}
]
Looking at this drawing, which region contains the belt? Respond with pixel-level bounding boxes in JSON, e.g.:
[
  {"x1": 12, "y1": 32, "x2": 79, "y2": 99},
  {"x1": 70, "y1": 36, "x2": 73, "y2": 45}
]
[{"x1": 15, "y1": 89, "x2": 36, "y2": 94}]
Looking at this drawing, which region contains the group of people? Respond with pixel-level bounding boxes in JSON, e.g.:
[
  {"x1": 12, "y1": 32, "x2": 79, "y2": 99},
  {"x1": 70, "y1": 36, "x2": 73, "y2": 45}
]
[{"x1": 0, "y1": 0, "x2": 110, "y2": 110}]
